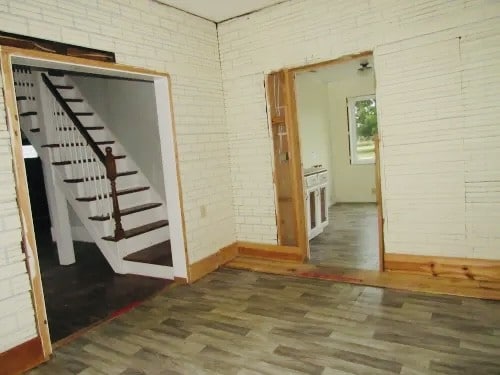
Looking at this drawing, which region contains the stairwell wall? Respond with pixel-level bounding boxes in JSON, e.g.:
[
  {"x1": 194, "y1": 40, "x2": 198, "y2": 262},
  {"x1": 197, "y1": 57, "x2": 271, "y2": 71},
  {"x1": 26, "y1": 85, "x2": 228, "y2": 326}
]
[
  {"x1": 0, "y1": 0, "x2": 234, "y2": 352},
  {"x1": 218, "y1": 0, "x2": 500, "y2": 259},
  {"x1": 70, "y1": 75, "x2": 166, "y2": 201}
]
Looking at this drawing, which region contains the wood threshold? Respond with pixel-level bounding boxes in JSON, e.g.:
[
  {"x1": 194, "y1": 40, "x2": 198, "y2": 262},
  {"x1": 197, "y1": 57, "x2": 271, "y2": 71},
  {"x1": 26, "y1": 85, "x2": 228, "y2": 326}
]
[{"x1": 224, "y1": 256, "x2": 500, "y2": 300}]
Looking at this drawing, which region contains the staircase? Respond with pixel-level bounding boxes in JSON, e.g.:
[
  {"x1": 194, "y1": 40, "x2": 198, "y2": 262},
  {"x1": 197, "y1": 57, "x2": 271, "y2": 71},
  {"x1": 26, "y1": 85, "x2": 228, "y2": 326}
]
[{"x1": 14, "y1": 66, "x2": 174, "y2": 279}]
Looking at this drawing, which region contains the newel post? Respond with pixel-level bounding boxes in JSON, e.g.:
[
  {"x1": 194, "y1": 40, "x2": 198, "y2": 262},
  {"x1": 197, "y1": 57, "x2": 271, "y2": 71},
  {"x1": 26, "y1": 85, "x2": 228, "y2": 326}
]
[{"x1": 105, "y1": 147, "x2": 125, "y2": 240}]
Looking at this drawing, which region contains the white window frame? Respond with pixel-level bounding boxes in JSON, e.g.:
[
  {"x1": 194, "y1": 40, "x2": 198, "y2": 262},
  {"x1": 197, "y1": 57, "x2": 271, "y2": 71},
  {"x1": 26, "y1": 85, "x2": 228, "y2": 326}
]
[{"x1": 347, "y1": 94, "x2": 376, "y2": 165}]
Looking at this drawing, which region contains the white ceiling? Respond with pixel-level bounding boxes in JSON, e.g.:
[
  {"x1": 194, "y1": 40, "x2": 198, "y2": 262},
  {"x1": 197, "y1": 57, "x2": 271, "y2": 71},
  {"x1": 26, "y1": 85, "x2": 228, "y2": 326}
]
[
  {"x1": 297, "y1": 56, "x2": 375, "y2": 83},
  {"x1": 156, "y1": 0, "x2": 285, "y2": 22}
]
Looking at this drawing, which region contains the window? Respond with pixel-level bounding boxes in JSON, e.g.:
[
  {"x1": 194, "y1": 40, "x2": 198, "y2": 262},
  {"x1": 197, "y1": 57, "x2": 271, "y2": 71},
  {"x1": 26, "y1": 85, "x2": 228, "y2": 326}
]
[{"x1": 347, "y1": 95, "x2": 377, "y2": 164}]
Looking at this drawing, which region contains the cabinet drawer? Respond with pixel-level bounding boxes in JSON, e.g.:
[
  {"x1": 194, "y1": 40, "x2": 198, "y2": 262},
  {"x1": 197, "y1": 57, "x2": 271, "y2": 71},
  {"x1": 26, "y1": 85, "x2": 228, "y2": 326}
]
[
  {"x1": 305, "y1": 174, "x2": 318, "y2": 188},
  {"x1": 318, "y1": 172, "x2": 328, "y2": 184}
]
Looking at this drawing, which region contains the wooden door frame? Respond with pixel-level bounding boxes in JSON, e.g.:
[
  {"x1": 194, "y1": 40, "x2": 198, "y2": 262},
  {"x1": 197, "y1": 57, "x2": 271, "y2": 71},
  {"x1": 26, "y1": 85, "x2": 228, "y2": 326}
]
[
  {"x1": 0, "y1": 46, "x2": 189, "y2": 362},
  {"x1": 267, "y1": 50, "x2": 385, "y2": 271}
]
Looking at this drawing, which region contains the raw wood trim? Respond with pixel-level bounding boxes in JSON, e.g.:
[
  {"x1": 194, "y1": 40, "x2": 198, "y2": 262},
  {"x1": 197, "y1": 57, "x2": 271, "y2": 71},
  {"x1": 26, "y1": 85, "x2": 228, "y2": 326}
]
[
  {"x1": 237, "y1": 241, "x2": 304, "y2": 262},
  {"x1": 385, "y1": 254, "x2": 500, "y2": 282},
  {"x1": 0, "y1": 337, "x2": 45, "y2": 375},
  {"x1": 188, "y1": 242, "x2": 239, "y2": 283},
  {"x1": 374, "y1": 135, "x2": 385, "y2": 271},
  {"x1": 0, "y1": 46, "x2": 171, "y2": 79},
  {"x1": 165, "y1": 75, "x2": 191, "y2": 277},
  {"x1": 0, "y1": 31, "x2": 115, "y2": 62},
  {"x1": 288, "y1": 51, "x2": 373, "y2": 74},
  {"x1": 0, "y1": 50, "x2": 52, "y2": 358},
  {"x1": 284, "y1": 70, "x2": 308, "y2": 256}
]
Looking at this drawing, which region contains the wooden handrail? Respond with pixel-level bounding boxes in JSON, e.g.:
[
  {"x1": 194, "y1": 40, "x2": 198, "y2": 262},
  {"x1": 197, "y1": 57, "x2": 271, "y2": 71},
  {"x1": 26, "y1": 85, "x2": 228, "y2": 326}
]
[
  {"x1": 41, "y1": 73, "x2": 105, "y2": 164},
  {"x1": 41, "y1": 73, "x2": 125, "y2": 240}
]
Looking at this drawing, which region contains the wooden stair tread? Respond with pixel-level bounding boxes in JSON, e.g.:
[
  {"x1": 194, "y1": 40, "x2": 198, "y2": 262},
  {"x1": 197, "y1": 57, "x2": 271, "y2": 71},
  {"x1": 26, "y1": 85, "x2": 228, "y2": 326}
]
[
  {"x1": 76, "y1": 186, "x2": 149, "y2": 202},
  {"x1": 64, "y1": 170, "x2": 137, "y2": 183},
  {"x1": 19, "y1": 111, "x2": 37, "y2": 117},
  {"x1": 48, "y1": 70, "x2": 65, "y2": 77},
  {"x1": 42, "y1": 140, "x2": 114, "y2": 148},
  {"x1": 89, "y1": 202, "x2": 162, "y2": 221},
  {"x1": 52, "y1": 155, "x2": 125, "y2": 165},
  {"x1": 123, "y1": 241, "x2": 172, "y2": 266},
  {"x1": 102, "y1": 220, "x2": 169, "y2": 242},
  {"x1": 56, "y1": 126, "x2": 104, "y2": 131}
]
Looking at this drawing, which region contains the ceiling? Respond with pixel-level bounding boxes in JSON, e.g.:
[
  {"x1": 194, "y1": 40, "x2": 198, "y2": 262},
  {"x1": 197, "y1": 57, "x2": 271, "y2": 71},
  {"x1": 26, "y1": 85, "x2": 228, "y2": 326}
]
[
  {"x1": 156, "y1": 0, "x2": 286, "y2": 22},
  {"x1": 298, "y1": 56, "x2": 375, "y2": 83}
]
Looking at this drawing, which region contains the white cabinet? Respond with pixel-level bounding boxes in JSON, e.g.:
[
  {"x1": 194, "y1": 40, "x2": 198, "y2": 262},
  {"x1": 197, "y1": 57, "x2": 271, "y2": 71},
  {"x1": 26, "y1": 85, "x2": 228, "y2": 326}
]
[{"x1": 304, "y1": 169, "x2": 329, "y2": 240}]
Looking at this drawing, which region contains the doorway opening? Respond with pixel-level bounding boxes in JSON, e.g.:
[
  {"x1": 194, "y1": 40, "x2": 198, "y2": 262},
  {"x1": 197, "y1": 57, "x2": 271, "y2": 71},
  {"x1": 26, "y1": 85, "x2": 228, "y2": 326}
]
[
  {"x1": 295, "y1": 55, "x2": 380, "y2": 270},
  {"x1": 21, "y1": 128, "x2": 170, "y2": 343},
  {"x1": 2, "y1": 48, "x2": 188, "y2": 356},
  {"x1": 265, "y1": 51, "x2": 384, "y2": 274}
]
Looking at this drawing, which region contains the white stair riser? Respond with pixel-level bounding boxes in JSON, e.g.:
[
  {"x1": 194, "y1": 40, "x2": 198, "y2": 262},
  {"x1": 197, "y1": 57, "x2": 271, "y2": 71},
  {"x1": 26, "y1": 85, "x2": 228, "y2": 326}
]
[
  {"x1": 72, "y1": 174, "x2": 139, "y2": 196},
  {"x1": 17, "y1": 99, "x2": 37, "y2": 114},
  {"x1": 56, "y1": 128, "x2": 107, "y2": 140},
  {"x1": 85, "y1": 204, "x2": 165, "y2": 229},
  {"x1": 119, "y1": 205, "x2": 166, "y2": 229},
  {"x1": 65, "y1": 102, "x2": 87, "y2": 112},
  {"x1": 90, "y1": 205, "x2": 165, "y2": 231},
  {"x1": 19, "y1": 116, "x2": 40, "y2": 132},
  {"x1": 118, "y1": 225, "x2": 170, "y2": 257},
  {"x1": 123, "y1": 261, "x2": 173, "y2": 279},
  {"x1": 55, "y1": 89, "x2": 80, "y2": 99},
  {"x1": 84, "y1": 189, "x2": 152, "y2": 216},
  {"x1": 48, "y1": 144, "x2": 123, "y2": 161},
  {"x1": 58, "y1": 159, "x2": 129, "y2": 176}
]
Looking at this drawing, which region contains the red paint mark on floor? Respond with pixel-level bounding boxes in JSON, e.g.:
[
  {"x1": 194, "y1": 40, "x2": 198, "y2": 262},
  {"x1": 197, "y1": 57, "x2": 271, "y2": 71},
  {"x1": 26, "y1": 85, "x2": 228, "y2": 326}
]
[
  {"x1": 298, "y1": 271, "x2": 362, "y2": 283},
  {"x1": 109, "y1": 300, "x2": 142, "y2": 319}
]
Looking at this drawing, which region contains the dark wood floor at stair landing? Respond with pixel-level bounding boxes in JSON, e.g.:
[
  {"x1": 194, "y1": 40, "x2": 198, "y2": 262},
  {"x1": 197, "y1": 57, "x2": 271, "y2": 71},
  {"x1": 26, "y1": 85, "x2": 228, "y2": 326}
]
[
  {"x1": 35, "y1": 226, "x2": 171, "y2": 343},
  {"x1": 124, "y1": 240, "x2": 173, "y2": 266}
]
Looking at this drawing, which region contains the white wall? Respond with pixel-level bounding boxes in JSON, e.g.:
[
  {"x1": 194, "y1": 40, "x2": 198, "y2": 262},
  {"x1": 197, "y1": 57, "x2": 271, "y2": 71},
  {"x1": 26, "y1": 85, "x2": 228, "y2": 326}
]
[
  {"x1": 218, "y1": 0, "x2": 500, "y2": 259},
  {"x1": 328, "y1": 73, "x2": 376, "y2": 203},
  {"x1": 295, "y1": 74, "x2": 334, "y2": 204},
  {"x1": 71, "y1": 75, "x2": 166, "y2": 200},
  {"x1": 0, "y1": 0, "x2": 233, "y2": 353}
]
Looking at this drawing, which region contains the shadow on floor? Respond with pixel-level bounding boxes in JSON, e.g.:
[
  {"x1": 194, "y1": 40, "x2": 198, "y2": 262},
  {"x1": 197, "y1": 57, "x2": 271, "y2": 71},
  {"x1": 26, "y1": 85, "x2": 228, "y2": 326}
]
[{"x1": 36, "y1": 226, "x2": 171, "y2": 342}]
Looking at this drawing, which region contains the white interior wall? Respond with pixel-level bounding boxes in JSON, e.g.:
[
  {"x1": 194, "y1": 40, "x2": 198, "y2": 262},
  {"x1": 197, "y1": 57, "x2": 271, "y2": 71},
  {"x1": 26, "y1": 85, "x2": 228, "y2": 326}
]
[
  {"x1": 327, "y1": 72, "x2": 376, "y2": 203},
  {"x1": 218, "y1": 0, "x2": 500, "y2": 259},
  {"x1": 295, "y1": 74, "x2": 334, "y2": 204},
  {"x1": 71, "y1": 75, "x2": 166, "y2": 200},
  {"x1": 0, "y1": 0, "x2": 232, "y2": 353}
]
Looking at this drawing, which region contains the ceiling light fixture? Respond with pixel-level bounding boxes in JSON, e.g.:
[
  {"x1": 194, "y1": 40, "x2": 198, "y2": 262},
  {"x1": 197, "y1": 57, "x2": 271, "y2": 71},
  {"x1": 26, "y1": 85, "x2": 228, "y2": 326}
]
[{"x1": 358, "y1": 61, "x2": 373, "y2": 72}]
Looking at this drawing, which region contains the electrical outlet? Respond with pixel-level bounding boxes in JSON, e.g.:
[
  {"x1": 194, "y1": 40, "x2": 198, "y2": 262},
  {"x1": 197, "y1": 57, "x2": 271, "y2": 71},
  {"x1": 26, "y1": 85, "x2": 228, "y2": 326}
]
[{"x1": 200, "y1": 205, "x2": 207, "y2": 218}]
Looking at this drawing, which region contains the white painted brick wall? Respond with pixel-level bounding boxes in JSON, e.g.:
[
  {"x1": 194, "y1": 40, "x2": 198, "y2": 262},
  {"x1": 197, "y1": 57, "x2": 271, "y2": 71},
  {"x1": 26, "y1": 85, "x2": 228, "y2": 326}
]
[
  {"x1": 218, "y1": 0, "x2": 500, "y2": 258},
  {"x1": 0, "y1": 0, "x2": 234, "y2": 352}
]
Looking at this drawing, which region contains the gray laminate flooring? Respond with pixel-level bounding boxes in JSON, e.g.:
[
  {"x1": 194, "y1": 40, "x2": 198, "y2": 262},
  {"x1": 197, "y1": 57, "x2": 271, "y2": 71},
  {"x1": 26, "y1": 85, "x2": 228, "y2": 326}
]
[
  {"x1": 310, "y1": 204, "x2": 379, "y2": 270},
  {"x1": 30, "y1": 268, "x2": 500, "y2": 375}
]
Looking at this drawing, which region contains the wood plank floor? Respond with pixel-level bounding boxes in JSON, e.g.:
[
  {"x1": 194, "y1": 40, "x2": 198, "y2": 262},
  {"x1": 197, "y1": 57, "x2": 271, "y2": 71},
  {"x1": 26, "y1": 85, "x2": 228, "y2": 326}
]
[
  {"x1": 30, "y1": 268, "x2": 500, "y2": 374},
  {"x1": 310, "y1": 203, "x2": 378, "y2": 270}
]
